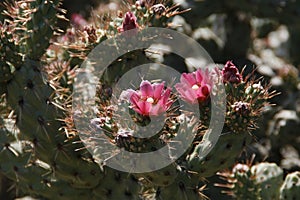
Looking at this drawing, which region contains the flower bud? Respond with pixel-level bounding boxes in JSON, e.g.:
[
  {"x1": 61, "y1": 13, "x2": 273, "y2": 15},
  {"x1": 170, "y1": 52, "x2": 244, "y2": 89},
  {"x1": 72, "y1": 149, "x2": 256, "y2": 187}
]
[{"x1": 222, "y1": 61, "x2": 243, "y2": 84}]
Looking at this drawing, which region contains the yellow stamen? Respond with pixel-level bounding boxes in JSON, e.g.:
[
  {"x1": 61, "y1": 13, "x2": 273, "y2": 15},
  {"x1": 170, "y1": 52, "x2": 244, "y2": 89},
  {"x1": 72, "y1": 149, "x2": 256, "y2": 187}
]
[
  {"x1": 146, "y1": 97, "x2": 154, "y2": 103},
  {"x1": 192, "y1": 84, "x2": 199, "y2": 90}
]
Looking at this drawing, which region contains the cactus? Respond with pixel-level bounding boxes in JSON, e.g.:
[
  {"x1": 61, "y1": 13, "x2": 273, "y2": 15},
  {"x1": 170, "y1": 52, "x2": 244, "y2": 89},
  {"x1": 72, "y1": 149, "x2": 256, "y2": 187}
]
[
  {"x1": 217, "y1": 161, "x2": 300, "y2": 200},
  {"x1": 0, "y1": 0, "x2": 281, "y2": 200},
  {"x1": 218, "y1": 162, "x2": 283, "y2": 200},
  {"x1": 280, "y1": 171, "x2": 300, "y2": 200}
]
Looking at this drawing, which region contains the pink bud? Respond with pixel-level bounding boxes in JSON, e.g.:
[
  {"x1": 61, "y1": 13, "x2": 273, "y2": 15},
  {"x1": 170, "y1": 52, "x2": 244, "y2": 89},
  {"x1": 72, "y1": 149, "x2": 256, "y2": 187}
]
[{"x1": 118, "y1": 12, "x2": 139, "y2": 33}]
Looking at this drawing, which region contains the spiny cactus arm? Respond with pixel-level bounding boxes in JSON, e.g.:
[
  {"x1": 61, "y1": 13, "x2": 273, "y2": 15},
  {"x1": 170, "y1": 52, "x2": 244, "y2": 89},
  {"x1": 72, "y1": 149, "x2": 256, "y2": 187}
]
[
  {"x1": 24, "y1": 0, "x2": 64, "y2": 60},
  {"x1": 0, "y1": 84, "x2": 6, "y2": 95},
  {"x1": 217, "y1": 162, "x2": 283, "y2": 200},
  {"x1": 0, "y1": 144, "x2": 94, "y2": 200},
  {"x1": 251, "y1": 162, "x2": 283, "y2": 199},
  {"x1": 132, "y1": 163, "x2": 179, "y2": 188},
  {"x1": 280, "y1": 171, "x2": 300, "y2": 200},
  {"x1": 92, "y1": 166, "x2": 141, "y2": 200},
  {"x1": 0, "y1": 24, "x2": 23, "y2": 86},
  {"x1": 187, "y1": 131, "x2": 252, "y2": 178},
  {"x1": 6, "y1": 60, "x2": 103, "y2": 189},
  {"x1": 155, "y1": 170, "x2": 207, "y2": 200}
]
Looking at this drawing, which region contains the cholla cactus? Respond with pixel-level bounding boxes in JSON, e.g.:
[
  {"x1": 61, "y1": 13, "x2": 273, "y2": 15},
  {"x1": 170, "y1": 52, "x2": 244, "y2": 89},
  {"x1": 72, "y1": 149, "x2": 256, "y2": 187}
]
[
  {"x1": 0, "y1": 0, "x2": 277, "y2": 199},
  {"x1": 217, "y1": 160, "x2": 300, "y2": 200}
]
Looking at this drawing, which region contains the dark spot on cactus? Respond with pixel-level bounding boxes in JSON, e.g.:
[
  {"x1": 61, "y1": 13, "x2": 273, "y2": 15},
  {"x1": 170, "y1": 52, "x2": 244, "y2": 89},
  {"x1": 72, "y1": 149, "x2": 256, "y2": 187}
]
[
  {"x1": 29, "y1": 185, "x2": 33, "y2": 190},
  {"x1": 37, "y1": 116, "x2": 45, "y2": 126},
  {"x1": 124, "y1": 189, "x2": 132, "y2": 196},
  {"x1": 178, "y1": 181, "x2": 185, "y2": 191},
  {"x1": 205, "y1": 156, "x2": 211, "y2": 161},
  {"x1": 27, "y1": 79, "x2": 34, "y2": 89},
  {"x1": 242, "y1": 139, "x2": 246, "y2": 146},
  {"x1": 52, "y1": 162, "x2": 57, "y2": 169},
  {"x1": 114, "y1": 172, "x2": 121, "y2": 181},
  {"x1": 32, "y1": 138, "x2": 38, "y2": 146},
  {"x1": 156, "y1": 187, "x2": 161, "y2": 197},
  {"x1": 220, "y1": 159, "x2": 226, "y2": 165},
  {"x1": 18, "y1": 98, "x2": 24, "y2": 109},
  {"x1": 57, "y1": 143, "x2": 63, "y2": 150},
  {"x1": 146, "y1": 175, "x2": 153, "y2": 182},
  {"x1": 151, "y1": 146, "x2": 157, "y2": 151},
  {"x1": 130, "y1": 175, "x2": 138, "y2": 182},
  {"x1": 59, "y1": 193, "x2": 64, "y2": 197},
  {"x1": 15, "y1": 115, "x2": 19, "y2": 124},
  {"x1": 163, "y1": 170, "x2": 171, "y2": 176},
  {"x1": 85, "y1": 183, "x2": 91, "y2": 187},
  {"x1": 226, "y1": 143, "x2": 232, "y2": 149},
  {"x1": 13, "y1": 166, "x2": 18, "y2": 172},
  {"x1": 163, "y1": 181, "x2": 169, "y2": 185},
  {"x1": 105, "y1": 189, "x2": 112, "y2": 196},
  {"x1": 32, "y1": 65, "x2": 40, "y2": 72},
  {"x1": 90, "y1": 170, "x2": 96, "y2": 176},
  {"x1": 73, "y1": 171, "x2": 79, "y2": 177},
  {"x1": 190, "y1": 187, "x2": 198, "y2": 194},
  {"x1": 4, "y1": 143, "x2": 10, "y2": 148}
]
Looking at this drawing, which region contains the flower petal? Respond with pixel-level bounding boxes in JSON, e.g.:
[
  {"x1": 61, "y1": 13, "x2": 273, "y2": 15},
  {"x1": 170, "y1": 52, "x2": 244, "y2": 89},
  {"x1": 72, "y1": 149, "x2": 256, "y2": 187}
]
[
  {"x1": 129, "y1": 91, "x2": 140, "y2": 105},
  {"x1": 153, "y1": 82, "x2": 164, "y2": 100},
  {"x1": 195, "y1": 69, "x2": 203, "y2": 83},
  {"x1": 150, "y1": 104, "x2": 162, "y2": 116},
  {"x1": 140, "y1": 80, "x2": 153, "y2": 97},
  {"x1": 137, "y1": 101, "x2": 152, "y2": 115},
  {"x1": 181, "y1": 73, "x2": 196, "y2": 86},
  {"x1": 161, "y1": 88, "x2": 171, "y2": 105}
]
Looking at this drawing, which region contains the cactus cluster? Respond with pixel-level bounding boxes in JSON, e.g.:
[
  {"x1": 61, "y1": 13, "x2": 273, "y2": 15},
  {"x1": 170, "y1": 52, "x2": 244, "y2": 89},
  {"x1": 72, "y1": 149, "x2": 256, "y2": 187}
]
[
  {"x1": 0, "y1": 0, "x2": 299, "y2": 200},
  {"x1": 217, "y1": 161, "x2": 300, "y2": 200}
]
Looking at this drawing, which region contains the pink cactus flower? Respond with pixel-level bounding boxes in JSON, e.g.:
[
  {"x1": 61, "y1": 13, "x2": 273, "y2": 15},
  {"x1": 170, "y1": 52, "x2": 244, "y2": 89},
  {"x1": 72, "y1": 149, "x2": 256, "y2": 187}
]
[
  {"x1": 175, "y1": 69, "x2": 212, "y2": 104},
  {"x1": 118, "y1": 11, "x2": 139, "y2": 33},
  {"x1": 122, "y1": 80, "x2": 173, "y2": 116},
  {"x1": 222, "y1": 61, "x2": 243, "y2": 84}
]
